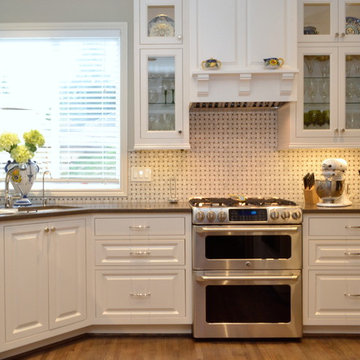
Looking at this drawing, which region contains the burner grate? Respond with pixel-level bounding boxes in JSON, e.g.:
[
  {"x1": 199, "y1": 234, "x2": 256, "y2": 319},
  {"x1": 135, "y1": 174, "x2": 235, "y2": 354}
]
[
  {"x1": 189, "y1": 197, "x2": 240, "y2": 207},
  {"x1": 245, "y1": 198, "x2": 297, "y2": 206},
  {"x1": 189, "y1": 197, "x2": 297, "y2": 207}
]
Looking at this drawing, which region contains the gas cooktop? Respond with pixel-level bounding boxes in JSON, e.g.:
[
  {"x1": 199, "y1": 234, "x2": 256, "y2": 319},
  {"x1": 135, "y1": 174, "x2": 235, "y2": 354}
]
[
  {"x1": 189, "y1": 197, "x2": 297, "y2": 207},
  {"x1": 189, "y1": 197, "x2": 302, "y2": 225}
]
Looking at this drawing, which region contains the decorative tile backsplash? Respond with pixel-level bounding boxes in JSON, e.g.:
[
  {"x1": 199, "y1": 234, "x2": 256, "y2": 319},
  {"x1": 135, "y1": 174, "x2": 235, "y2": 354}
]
[
  {"x1": 51, "y1": 109, "x2": 360, "y2": 205},
  {"x1": 128, "y1": 109, "x2": 360, "y2": 204}
]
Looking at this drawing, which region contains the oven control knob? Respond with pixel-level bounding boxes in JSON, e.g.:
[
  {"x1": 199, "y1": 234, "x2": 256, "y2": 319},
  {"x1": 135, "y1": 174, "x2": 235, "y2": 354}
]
[
  {"x1": 270, "y1": 210, "x2": 279, "y2": 220},
  {"x1": 217, "y1": 211, "x2": 227, "y2": 222},
  {"x1": 281, "y1": 211, "x2": 290, "y2": 219},
  {"x1": 207, "y1": 211, "x2": 216, "y2": 222},
  {"x1": 292, "y1": 210, "x2": 302, "y2": 220},
  {"x1": 195, "y1": 211, "x2": 205, "y2": 222}
]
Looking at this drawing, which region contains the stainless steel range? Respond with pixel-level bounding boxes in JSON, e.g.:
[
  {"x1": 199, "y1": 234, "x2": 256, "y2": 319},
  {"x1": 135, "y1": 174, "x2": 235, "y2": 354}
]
[{"x1": 191, "y1": 197, "x2": 302, "y2": 339}]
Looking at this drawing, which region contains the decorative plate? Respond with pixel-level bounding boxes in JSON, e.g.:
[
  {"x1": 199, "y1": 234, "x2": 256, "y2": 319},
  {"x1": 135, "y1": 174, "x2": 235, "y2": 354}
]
[
  {"x1": 148, "y1": 14, "x2": 175, "y2": 37},
  {"x1": 346, "y1": 16, "x2": 360, "y2": 35}
]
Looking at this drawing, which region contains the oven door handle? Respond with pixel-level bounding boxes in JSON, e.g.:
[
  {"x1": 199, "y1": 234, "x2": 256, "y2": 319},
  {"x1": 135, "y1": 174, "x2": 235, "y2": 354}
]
[
  {"x1": 196, "y1": 274, "x2": 299, "y2": 282},
  {"x1": 196, "y1": 226, "x2": 299, "y2": 233}
]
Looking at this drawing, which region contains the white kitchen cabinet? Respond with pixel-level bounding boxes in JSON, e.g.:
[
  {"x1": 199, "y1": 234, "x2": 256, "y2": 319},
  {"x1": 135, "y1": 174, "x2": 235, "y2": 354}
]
[
  {"x1": 139, "y1": 0, "x2": 183, "y2": 45},
  {"x1": 133, "y1": 0, "x2": 190, "y2": 149},
  {"x1": 299, "y1": 0, "x2": 360, "y2": 43},
  {"x1": 303, "y1": 213, "x2": 360, "y2": 328},
  {"x1": 0, "y1": 226, "x2": 4, "y2": 350},
  {"x1": 4, "y1": 218, "x2": 86, "y2": 342},
  {"x1": 93, "y1": 213, "x2": 192, "y2": 325},
  {"x1": 278, "y1": 2, "x2": 360, "y2": 149},
  {"x1": 189, "y1": 0, "x2": 298, "y2": 102}
]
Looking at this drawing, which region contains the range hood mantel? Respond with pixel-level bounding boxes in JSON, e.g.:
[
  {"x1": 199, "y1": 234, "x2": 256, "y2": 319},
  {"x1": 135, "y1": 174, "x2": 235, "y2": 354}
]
[{"x1": 190, "y1": 68, "x2": 298, "y2": 103}]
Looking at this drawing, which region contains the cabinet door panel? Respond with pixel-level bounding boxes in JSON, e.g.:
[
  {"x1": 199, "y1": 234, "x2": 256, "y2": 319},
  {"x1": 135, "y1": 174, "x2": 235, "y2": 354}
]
[
  {"x1": 95, "y1": 270, "x2": 185, "y2": 323},
  {"x1": 49, "y1": 220, "x2": 86, "y2": 330},
  {"x1": 5, "y1": 224, "x2": 48, "y2": 341},
  {"x1": 299, "y1": 0, "x2": 338, "y2": 42},
  {"x1": 139, "y1": 0, "x2": 182, "y2": 45},
  {"x1": 247, "y1": 0, "x2": 286, "y2": 66},
  {"x1": 338, "y1": 47, "x2": 360, "y2": 135},
  {"x1": 196, "y1": 0, "x2": 239, "y2": 65},
  {"x1": 297, "y1": 47, "x2": 338, "y2": 138},
  {"x1": 307, "y1": 270, "x2": 360, "y2": 325}
]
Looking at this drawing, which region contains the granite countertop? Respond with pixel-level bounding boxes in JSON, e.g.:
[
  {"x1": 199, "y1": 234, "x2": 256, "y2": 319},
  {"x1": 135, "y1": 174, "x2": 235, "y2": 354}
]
[
  {"x1": 1, "y1": 200, "x2": 360, "y2": 222},
  {"x1": 302, "y1": 202, "x2": 360, "y2": 213},
  {"x1": 0, "y1": 201, "x2": 191, "y2": 221}
]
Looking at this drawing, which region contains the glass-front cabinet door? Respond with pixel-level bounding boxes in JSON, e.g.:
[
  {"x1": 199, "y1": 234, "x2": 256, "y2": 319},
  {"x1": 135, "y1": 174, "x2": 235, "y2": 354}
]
[
  {"x1": 140, "y1": 0, "x2": 182, "y2": 44},
  {"x1": 298, "y1": 47, "x2": 338, "y2": 137},
  {"x1": 300, "y1": 0, "x2": 360, "y2": 42},
  {"x1": 300, "y1": 0, "x2": 337, "y2": 41},
  {"x1": 339, "y1": 48, "x2": 360, "y2": 135},
  {"x1": 140, "y1": 49, "x2": 183, "y2": 140}
]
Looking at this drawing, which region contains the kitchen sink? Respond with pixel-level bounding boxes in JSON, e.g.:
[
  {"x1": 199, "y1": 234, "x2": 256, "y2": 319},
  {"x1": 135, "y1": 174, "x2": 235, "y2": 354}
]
[
  {"x1": 16, "y1": 205, "x2": 79, "y2": 213},
  {"x1": 0, "y1": 208, "x2": 19, "y2": 214}
]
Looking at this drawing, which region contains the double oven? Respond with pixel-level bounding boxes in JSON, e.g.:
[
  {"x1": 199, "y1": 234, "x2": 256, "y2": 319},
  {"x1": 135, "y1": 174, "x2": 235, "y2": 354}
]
[{"x1": 191, "y1": 198, "x2": 302, "y2": 338}]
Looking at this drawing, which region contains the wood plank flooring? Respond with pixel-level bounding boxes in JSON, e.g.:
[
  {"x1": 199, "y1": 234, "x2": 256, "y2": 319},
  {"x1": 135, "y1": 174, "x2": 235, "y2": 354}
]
[{"x1": 12, "y1": 335, "x2": 360, "y2": 360}]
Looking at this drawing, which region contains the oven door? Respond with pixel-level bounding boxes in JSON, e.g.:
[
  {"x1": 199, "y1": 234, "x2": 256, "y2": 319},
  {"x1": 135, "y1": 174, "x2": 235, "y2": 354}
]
[
  {"x1": 193, "y1": 225, "x2": 302, "y2": 270},
  {"x1": 193, "y1": 269, "x2": 302, "y2": 338}
]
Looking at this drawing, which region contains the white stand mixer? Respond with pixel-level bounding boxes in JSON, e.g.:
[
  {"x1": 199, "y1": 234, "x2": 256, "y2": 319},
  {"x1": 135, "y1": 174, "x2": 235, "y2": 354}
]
[{"x1": 316, "y1": 158, "x2": 352, "y2": 207}]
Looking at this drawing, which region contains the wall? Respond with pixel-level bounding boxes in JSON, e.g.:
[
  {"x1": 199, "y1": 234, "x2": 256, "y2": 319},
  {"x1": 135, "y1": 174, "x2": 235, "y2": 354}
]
[
  {"x1": 1, "y1": 1, "x2": 360, "y2": 206},
  {"x1": 128, "y1": 109, "x2": 360, "y2": 205}
]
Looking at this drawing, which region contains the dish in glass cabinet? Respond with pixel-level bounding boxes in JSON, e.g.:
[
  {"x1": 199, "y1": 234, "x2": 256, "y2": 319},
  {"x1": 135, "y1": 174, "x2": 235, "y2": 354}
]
[
  {"x1": 148, "y1": 14, "x2": 175, "y2": 37},
  {"x1": 346, "y1": 17, "x2": 360, "y2": 34}
]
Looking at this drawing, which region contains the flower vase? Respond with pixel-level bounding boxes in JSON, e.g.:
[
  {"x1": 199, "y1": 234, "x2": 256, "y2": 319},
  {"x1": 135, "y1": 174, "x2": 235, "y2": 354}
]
[{"x1": 5, "y1": 160, "x2": 39, "y2": 207}]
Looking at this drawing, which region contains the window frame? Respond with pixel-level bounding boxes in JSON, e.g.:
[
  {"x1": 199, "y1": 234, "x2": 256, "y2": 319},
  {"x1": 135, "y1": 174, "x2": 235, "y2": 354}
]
[{"x1": 0, "y1": 22, "x2": 128, "y2": 197}]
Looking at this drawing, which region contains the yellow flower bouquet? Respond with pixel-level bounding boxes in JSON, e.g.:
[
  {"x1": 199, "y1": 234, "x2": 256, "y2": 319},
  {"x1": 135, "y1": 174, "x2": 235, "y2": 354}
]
[
  {"x1": 0, "y1": 130, "x2": 45, "y2": 164},
  {"x1": 1, "y1": 130, "x2": 45, "y2": 207}
]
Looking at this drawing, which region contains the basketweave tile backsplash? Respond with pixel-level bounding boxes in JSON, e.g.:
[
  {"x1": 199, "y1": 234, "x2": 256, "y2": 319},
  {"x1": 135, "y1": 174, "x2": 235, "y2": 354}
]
[
  {"x1": 128, "y1": 109, "x2": 360, "y2": 204},
  {"x1": 53, "y1": 109, "x2": 360, "y2": 205}
]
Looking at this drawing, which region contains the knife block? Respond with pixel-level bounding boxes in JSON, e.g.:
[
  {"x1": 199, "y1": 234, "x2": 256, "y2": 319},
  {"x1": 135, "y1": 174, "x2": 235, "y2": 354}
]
[{"x1": 304, "y1": 187, "x2": 319, "y2": 205}]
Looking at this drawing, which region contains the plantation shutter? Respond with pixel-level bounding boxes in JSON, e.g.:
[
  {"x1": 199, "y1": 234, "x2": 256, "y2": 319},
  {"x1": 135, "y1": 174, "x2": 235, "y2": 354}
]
[{"x1": 0, "y1": 33, "x2": 121, "y2": 190}]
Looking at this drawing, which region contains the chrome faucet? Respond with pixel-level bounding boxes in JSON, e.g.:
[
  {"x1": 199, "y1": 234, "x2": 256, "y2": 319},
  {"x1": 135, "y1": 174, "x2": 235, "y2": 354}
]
[
  {"x1": 42, "y1": 170, "x2": 51, "y2": 206},
  {"x1": 4, "y1": 171, "x2": 12, "y2": 208}
]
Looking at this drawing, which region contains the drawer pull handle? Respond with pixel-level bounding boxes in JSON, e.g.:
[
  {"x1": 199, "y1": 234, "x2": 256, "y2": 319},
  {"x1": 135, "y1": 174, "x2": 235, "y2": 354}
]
[
  {"x1": 344, "y1": 293, "x2": 360, "y2": 298},
  {"x1": 130, "y1": 292, "x2": 151, "y2": 297},
  {"x1": 345, "y1": 225, "x2": 360, "y2": 229},
  {"x1": 129, "y1": 225, "x2": 150, "y2": 231},
  {"x1": 344, "y1": 252, "x2": 360, "y2": 256},
  {"x1": 129, "y1": 250, "x2": 151, "y2": 256}
]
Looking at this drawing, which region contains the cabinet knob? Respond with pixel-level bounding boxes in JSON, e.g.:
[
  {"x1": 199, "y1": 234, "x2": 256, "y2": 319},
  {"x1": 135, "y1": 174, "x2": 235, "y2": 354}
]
[
  {"x1": 341, "y1": 32, "x2": 345, "y2": 37},
  {"x1": 341, "y1": 128, "x2": 345, "y2": 133},
  {"x1": 50, "y1": 226, "x2": 56, "y2": 232},
  {"x1": 334, "y1": 128, "x2": 339, "y2": 133},
  {"x1": 44, "y1": 227, "x2": 50, "y2": 233},
  {"x1": 178, "y1": 130, "x2": 182, "y2": 134},
  {"x1": 335, "y1": 32, "x2": 339, "y2": 37},
  {"x1": 177, "y1": 34, "x2": 182, "y2": 40}
]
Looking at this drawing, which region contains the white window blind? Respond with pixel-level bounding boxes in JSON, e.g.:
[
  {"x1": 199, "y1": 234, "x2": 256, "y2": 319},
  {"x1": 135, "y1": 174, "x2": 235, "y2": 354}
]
[{"x1": 0, "y1": 26, "x2": 126, "y2": 194}]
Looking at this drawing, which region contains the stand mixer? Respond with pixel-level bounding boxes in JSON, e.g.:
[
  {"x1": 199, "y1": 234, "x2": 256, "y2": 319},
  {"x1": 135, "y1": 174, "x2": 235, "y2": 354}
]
[{"x1": 315, "y1": 158, "x2": 352, "y2": 207}]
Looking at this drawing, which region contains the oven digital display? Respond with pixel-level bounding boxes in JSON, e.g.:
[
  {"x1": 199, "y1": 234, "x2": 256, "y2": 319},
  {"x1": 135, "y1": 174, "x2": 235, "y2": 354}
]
[{"x1": 229, "y1": 209, "x2": 267, "y2": 221}]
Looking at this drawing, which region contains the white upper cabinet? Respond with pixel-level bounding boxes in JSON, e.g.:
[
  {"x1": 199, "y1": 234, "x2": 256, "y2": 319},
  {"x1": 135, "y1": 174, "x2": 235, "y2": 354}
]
[
  {"x1": 299, "y1": 0, "x2": 360, "y2": 43},
  {"x1": 139, "y1": 0, "x2": 183, "y2": 44},
  {"x1": 189, "y1": 0, "x2": 298, "y2": 102},
  {"x1": 278, "y1": 1, "x2": 360, "y2": 149},
  {"x1": 134, "y1": 0, "x2": 190, "y2": 150}
]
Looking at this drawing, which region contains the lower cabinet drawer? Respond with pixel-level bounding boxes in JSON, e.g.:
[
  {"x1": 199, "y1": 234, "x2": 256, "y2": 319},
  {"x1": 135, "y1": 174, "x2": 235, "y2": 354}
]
[
  {"x1": 309, "y1": 239, "x2": 360, "y2": 266},
  {"x1": 305, "y1": 270, "x2": 360, "y2": 325},
  {"x1": 95, "y1": 269, "x2": 186, "y2": 323},
  {"x1": 95, "y1": 239, "x2": 185, "y2": 266}
]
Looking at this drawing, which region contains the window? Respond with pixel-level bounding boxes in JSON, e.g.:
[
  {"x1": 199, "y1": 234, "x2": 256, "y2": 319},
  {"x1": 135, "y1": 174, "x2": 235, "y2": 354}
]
[{"x1": 0, "y1": 23, "x2": 128, "y2": 195}]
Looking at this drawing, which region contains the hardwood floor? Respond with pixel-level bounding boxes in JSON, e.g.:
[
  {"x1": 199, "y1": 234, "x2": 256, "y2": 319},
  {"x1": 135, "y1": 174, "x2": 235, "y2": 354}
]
[{"x1": 13, "y1": 335, "x2": 360, "y2": 360}]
